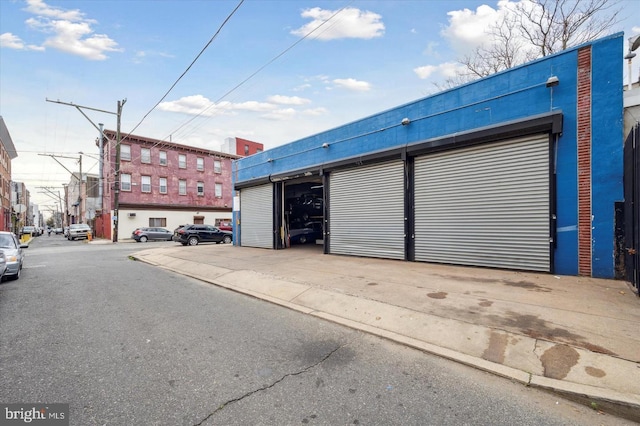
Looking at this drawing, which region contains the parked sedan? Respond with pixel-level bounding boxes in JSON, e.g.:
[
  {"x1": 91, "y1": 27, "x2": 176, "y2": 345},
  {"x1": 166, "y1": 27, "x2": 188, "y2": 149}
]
[
  {"x1": 67, "y1": 223, "x2": 92, "y2": 240},
  {"x1": 172, "y1": 224, "x2": 232, "y2": 246},
  {"x1": 0, "y1": 231, "x2": 26, "y2": 281},
  {"x1": 132, "y1": 227, "x2": 173, "y2": 242}
]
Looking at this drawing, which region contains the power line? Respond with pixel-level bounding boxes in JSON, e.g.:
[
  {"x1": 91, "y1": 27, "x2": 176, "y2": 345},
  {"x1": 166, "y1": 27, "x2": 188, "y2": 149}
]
[{"x1": 123, "y1": 0, "x2": 245, "y2": 141}]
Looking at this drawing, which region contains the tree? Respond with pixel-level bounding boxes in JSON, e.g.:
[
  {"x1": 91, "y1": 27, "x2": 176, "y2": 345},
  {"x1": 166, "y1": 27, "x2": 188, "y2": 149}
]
[{"x1": 441, "y1": 0, "x2": 621, "y2": 88}]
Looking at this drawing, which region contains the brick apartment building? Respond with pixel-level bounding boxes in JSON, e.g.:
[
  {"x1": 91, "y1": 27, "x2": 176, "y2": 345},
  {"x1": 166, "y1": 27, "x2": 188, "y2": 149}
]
[
  {"x1": 0, "y1": 117, "x2": 19, "y2": 232},
  {"x1": 98, "y1": 130, "x2": 262, "y2": 241}
]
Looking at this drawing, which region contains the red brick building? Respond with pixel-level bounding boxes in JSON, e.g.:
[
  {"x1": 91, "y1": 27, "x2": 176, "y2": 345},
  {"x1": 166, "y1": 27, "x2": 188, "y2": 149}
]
[
  {"x1": 99, "y1": 130, "x2": 241, "y2": 241},
  {"x1": 0, "y1": 117, "x2": 18, "y2": 232}
]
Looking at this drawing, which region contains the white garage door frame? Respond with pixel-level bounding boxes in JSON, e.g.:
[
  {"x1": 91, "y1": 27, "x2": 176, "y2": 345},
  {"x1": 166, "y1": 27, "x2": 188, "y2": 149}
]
[{"x1": 413, "y1": 134, "x2": 551, "y2": 271}]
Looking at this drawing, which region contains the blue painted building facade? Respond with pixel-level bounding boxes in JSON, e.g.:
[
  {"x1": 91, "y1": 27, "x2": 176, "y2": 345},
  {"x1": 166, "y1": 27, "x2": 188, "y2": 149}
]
[{"x1": 233, "y1": 34, "x2": 624, "y2": 279}]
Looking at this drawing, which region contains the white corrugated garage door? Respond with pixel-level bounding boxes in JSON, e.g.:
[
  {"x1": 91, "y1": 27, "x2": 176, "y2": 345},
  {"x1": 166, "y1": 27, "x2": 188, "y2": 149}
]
[
  {"x1": 240, "y1": 184, "x2": 273, "y2": 248},
  {"x1": 329, "y1": 160, "x2": 405, "y2": 259},
  {"x1": 414, "y1": 134, "x2": 550, "y2": 271}
]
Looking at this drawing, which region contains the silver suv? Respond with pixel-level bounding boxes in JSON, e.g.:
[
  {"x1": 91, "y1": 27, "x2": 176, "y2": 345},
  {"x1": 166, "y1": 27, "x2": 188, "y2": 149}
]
[{"x1": 67, "y1": 223, "x2": 92, "y2": 240}]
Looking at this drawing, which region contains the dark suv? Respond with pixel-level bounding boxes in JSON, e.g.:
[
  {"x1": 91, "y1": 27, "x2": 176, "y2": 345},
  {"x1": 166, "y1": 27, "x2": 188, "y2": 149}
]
[{"x1": 172, "y1": 224, "x2": 232, "y2": 246}]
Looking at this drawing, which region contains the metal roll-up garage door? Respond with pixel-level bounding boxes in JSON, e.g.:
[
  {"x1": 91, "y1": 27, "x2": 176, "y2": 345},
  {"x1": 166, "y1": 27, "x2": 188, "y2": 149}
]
[
  {"x1": 240, "y1": 184, "x2": 273, "y2": 248},
  {"x1": 414, "y1": 134, "x2": 550, "y2": 271},
  {"x1": 330, "y1": 160, "x2": 405, "y2": 259}
]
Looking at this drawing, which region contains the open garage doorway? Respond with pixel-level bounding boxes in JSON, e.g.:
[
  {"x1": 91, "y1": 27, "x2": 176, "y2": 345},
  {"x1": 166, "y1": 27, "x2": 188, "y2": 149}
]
[{"x1": 283, "y1": 178, "x2": 324, "y2": 249}]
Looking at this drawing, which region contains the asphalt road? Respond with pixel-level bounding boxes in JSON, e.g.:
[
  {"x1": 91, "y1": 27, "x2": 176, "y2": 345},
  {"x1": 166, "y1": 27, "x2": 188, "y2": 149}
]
[{"x1": 0, "y1": 235, "x2": 633, "y2": 425}]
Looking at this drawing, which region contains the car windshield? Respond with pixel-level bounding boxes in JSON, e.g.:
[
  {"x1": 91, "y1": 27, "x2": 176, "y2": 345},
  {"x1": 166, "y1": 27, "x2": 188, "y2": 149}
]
[{"x1": 0, "y1": 235, "x2": 15, "y2": 248}]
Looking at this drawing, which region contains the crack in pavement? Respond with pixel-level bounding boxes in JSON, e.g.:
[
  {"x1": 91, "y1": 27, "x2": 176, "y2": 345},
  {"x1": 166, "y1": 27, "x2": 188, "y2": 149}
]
[{"x1": 193, "y1": 343, "x2": 347, "y2": 425}]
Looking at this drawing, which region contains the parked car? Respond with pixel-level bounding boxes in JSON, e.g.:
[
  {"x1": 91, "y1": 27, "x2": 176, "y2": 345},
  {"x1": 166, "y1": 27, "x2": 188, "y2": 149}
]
[
  {"x1": 172, "y1": 224, "x2": 232, "y2": 246},
  {"x1": 67, "y1": 223, "x2": 92, "y2": 240},
  {"x1": 54, "y1": 227, "x2": 63, "y2": 234},
  {"x1": 218, "y1": 221, "x2": 233, "y2": 231},
  {"x1": 20, "y1": 226, "x2": 35, "y2": 237},
  {"x1": 289, "y1": 222, "x2": 323, "y2": 245},
  {"x1": 0, "y1": 251, "x2": 6, "y2": 280},
  {"x1": 287, "y1": 193, "x2": 323, "y2": 221},
  {"x1": 0, "y1": 231, "x2": 26, "y2": 281},
  {"x1": 132, "y1": 227, "x2": 173, "y2": 242}
]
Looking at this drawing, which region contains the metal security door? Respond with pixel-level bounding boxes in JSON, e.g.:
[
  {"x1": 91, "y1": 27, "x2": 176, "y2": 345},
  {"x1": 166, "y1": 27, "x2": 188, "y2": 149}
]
[
  {"x1": 240, "y1": 184, "x2": 273, "y2": 248},
  {"x1": 329, "y1": 161, "x2": 405, "y2": 259},
  {"x1": 414, "y1": 134, "x2": 551, "y2": 271},
  {"x1": 624, "y1": 124, "x2": 639, "y2": 294}
]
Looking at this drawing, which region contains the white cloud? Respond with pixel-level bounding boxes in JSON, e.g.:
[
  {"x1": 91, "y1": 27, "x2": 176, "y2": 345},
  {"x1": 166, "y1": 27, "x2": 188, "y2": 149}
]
[
  {"x1": 414, "y1": 62, "x2": 465, "y2": 80},
  {"x1": 0, "y1": 32, "x2": 44, "y2": 51},
  {"x1": 28, "y1": 18, "x2": 121, "y2": 60},
  {"x1": 24, "y1": 0, "x2": 87, "y2": 21},
  {"x1": 440, "y1": 3, "x2": 503, "y2": 55},
  {"x1": 291, "y1": 7, "x2": 384, "y2": 40},
  {"x1": 292, "y1": 83, "x2": 312, "y2": 92},
  {"x1": 159, "y1": 96, "x2": 280, "y2": 117},
  {"x1": 262, "y1": 108, "x2": 296, "y2": 120},
  {"x1": 267, "y1": 95, "x2": 311, "y2": 105},
  {"x1": 332, "y1": 78, "x2": 371, "y2": 91},
  {"x1": 303, "y1": 107, "x2": 328, "y2": 116},
  {"x1": 13, "y1": 0, "x2": 122, "y2": 60},
  {"x1": 633, "y1": 26, "x2": 640, "y2": 34}
]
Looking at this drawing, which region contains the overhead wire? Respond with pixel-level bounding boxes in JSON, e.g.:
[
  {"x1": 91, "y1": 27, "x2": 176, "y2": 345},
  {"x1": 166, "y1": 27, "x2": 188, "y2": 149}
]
[
  {"x1": 123, "y1": 0, "x2": 246, "y2": 143},
  {"x1": 121, "y1": 0, "x2": 354, "y2": 162}
]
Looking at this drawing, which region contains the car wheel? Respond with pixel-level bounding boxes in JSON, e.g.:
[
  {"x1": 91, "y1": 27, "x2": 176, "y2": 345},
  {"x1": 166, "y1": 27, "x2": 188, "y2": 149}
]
[
  {"x1": 222, "y1": 235, "x2": 232, "y2": 244},
  {"x1": 188, "y1": 236, "x2": 199, "y2": 246},
  {"x1": 140, "y1": 236, "x2": 148, "y2": 243},
  {"x1": 299, "y1": 235, "x2": 307, "y2": 244},
  {"x1": 11, "y1": 267, "x2": 20, "y2": 281}
]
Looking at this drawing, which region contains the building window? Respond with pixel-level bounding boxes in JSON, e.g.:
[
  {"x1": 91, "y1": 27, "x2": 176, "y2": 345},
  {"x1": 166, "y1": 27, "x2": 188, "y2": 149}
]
[
  {"x1": 197, "y1": 181, "x2": 204, "y2": 196},
  {"x1": 159, "y1": 177, "x2": 167, "y2": 194},
  {"x1": 121, "y1": 173, "x2": 131, "y2": 191},
  {"x1": 256, "y1": 148, "x2": 262, "y2": 153},
  {"x1": 141, "y1": 148, "x2": 151, "y2": 163},
  {"x1": 159, "y1": 151, "x2": 167, "y2": 166},
  {"x1": 197, "y1": 157, "x2": 204, "y2": 171},
  {"x1": 215, "y1": 183, "x2": 222, "y2": 198},
  {"x1": 121, "y1": 144, "x2": 131, "y2": 161},
  {"x1": 179, "y1": 179, "x2": 186, "y2": 195},
  {"x1": 141, "y1": 175, "x2": 151, "y2": 193},
  {"x1": 149, "y1": 218, "x2": 166, "y2": 227},
  {"x1": 178, "y1": 154, "x2": 187, "y2": 169},
  {"x1": 213, "y1": 160, "x2": 221, "y2": 173},
  {"x1": 244, "y1": 145, "x2": 249, "y2": 155}
]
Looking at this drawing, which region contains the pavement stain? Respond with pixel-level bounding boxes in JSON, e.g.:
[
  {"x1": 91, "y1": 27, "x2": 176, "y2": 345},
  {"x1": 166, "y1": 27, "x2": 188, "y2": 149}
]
[
  {"x1": 540, "y1": 344, "x2": 580, "y2": 379},
  {"x1": 427, "y1": 292, "x2": 447, "y2": 299},
  {"x1": 478, "y1": 299, "x2": 493, "y2": 307},
  {"x1": 482, "y1": 332, "x2": 507, "y2": 364},
  {"x1": 487, "y1": 312, "x2": 620, "y2": 357},
  {"x1": 585, "y1": 366, "x2": 606, "y2": 378}
]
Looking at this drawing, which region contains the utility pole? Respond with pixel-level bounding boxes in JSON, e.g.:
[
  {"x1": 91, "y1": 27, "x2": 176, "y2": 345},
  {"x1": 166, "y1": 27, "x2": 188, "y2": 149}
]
[
  {"x1": 46, "y1": 98, "x2": 126, "y2": 241},
  {"x1": 38, "y1": 153, "x2": 84, "y2": 223},
  {"x1": 113, "y1": 99, "x2": 125, "y2": 242}
]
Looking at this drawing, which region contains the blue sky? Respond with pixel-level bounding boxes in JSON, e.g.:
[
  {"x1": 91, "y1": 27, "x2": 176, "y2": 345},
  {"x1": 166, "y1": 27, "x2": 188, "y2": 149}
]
[{"x1": 1, "y1": 0, "x2": 639, "y2": 210}]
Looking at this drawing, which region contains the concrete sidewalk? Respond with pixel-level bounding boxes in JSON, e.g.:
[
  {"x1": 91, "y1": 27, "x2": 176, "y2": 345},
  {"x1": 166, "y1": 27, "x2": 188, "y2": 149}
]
[{"x1": 129, "y1": 243, "x2": 640, "y2": 421}]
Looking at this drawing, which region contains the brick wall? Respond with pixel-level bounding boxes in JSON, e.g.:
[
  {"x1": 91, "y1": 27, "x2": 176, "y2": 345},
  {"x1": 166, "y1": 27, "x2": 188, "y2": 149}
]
[{"x1": 577, "y1": 46, "x2": 592, "y2": 276}]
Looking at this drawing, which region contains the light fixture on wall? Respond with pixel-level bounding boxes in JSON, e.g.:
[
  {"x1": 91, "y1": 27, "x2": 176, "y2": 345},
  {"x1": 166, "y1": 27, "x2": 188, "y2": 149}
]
[
  {"x1": 267, "y1": 158, "x2": 273, "y2": 163},
  {"x1": 545, "y1": 76, "x2": 559, "y2": 87},
  {"x1": 401, "y1": 117, "x2": 411, "y2": 126},
  {"x1": 322, "y1": 143, "x2": 330, "y2": 148}
]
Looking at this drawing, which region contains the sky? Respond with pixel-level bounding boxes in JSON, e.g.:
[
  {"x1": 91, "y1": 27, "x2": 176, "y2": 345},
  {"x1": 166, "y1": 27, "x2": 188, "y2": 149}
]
[{"x1": 1, "y1": 0, "x2": 639, "y2": 212}]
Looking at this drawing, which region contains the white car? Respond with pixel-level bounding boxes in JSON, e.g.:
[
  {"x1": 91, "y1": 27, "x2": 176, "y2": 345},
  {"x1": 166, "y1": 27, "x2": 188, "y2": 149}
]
[
  {"x1": 67, "y1": 223, "x2": 92, "y2": 241},
  {"x1": 0, "y1": 231, "x2": 26, "y2": 280}
]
